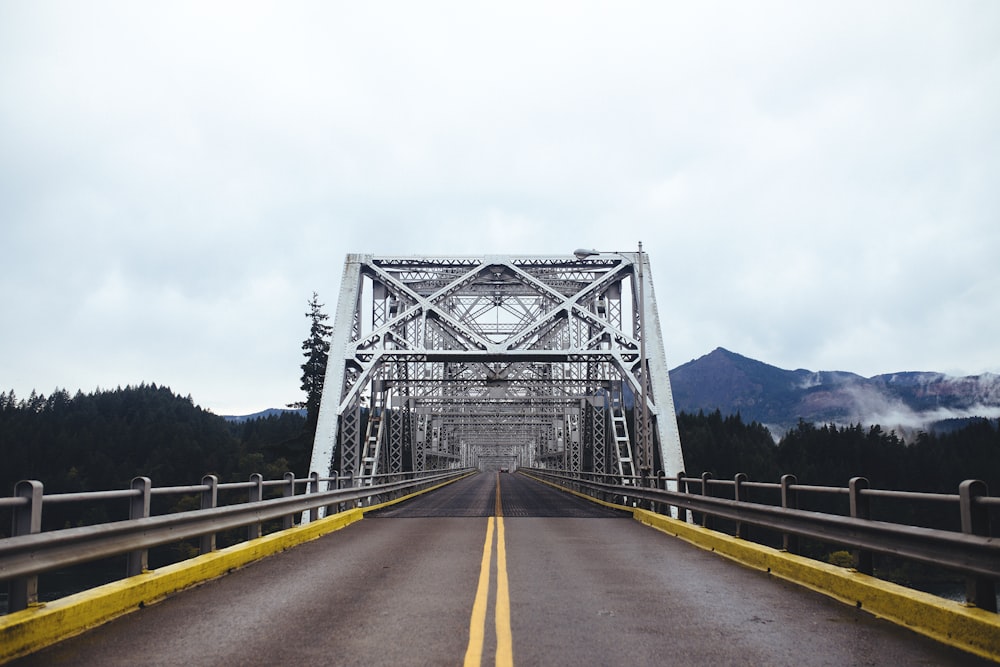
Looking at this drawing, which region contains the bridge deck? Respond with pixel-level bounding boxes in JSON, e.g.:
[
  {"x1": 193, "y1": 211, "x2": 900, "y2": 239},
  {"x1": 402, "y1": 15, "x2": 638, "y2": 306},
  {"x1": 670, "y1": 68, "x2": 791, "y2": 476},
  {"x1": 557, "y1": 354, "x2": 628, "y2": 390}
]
[{"x1": 10, "y1": 473, "x2": 990, "y2": 666}]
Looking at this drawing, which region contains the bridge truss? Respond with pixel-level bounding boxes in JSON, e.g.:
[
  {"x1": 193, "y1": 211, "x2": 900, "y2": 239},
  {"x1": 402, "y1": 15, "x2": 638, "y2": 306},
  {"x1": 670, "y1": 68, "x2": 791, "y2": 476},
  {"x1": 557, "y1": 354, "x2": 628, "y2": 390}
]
[{"x1": 308, "y1": 252, "x2": 685, "y2": 486}]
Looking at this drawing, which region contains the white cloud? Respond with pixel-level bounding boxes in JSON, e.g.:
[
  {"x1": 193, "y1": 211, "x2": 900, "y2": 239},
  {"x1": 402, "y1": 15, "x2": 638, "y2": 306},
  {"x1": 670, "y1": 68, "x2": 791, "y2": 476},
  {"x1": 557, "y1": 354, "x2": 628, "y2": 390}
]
[{"x1": 1, "y1": 1, "x2": 999, "y2": 412}]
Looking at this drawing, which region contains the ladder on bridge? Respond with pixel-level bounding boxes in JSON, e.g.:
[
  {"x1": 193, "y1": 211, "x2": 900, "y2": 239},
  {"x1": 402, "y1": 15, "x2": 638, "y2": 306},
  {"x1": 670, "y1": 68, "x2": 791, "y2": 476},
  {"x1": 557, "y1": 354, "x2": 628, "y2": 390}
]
[
  {"x1": 609, "y1": 384, "x2": 636, "y2": 483},
  {"x1": 357, "y1": 383, "x2": 392, "y2": 487}
]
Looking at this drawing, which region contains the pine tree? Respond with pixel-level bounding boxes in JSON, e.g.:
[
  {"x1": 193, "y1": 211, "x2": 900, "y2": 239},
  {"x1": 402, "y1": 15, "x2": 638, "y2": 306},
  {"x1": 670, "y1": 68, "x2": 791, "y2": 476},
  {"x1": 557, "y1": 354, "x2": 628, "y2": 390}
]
[{"x1": 289, "y1": 292, "x2": 332, "y2": 436}]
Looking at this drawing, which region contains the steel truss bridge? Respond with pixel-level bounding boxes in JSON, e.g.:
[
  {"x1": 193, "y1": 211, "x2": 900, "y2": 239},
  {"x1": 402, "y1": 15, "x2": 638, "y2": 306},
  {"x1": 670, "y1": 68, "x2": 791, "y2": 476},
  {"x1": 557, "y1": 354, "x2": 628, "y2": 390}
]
[{"x1": 307, "y1": 251, "x2": 686, "y2": 485}]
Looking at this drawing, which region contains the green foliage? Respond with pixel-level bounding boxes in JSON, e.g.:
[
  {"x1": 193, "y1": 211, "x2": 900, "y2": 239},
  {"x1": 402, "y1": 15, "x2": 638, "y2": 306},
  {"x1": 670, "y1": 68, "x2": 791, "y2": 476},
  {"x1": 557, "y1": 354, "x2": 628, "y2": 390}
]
[
  {"x1": 677, "y1": 410, "x2": 1000, "y2": 495},
  {"x1": 0, "y1": 385, "x2": 307, "y2": 506},
  {"x1": 675, "y1": 410, "x2": 777, "y2": 480},
  {"x1": 826, "y1": 550, "x2": 854, "y2": 568},
  {"x1": 288, "y1": 292, "x2": 332, "y2": 438}
]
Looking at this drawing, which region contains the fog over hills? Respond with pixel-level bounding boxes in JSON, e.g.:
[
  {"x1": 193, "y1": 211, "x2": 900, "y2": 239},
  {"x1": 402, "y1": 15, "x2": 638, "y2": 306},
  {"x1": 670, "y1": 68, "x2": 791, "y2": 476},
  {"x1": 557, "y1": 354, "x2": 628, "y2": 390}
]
[{"x1": 669, "y1": 348, "x2": 1000, "y2": 437}]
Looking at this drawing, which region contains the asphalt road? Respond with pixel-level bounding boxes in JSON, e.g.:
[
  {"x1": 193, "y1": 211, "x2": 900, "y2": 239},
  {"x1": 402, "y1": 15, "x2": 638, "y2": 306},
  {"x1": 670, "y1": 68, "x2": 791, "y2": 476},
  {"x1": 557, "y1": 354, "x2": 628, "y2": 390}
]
[{"x1": 11, "y1": 472, "x2": 991, "y2": 666}]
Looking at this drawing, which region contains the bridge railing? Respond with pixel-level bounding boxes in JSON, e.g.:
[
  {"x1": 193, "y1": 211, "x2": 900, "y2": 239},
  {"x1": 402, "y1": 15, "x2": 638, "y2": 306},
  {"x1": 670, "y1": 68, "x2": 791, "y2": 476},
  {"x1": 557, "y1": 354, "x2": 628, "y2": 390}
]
[
  {"x1": 522, "y1": 467, "x2": 999, "y2": 613},
  {"x1": 0, "y1": 467, "x2": 473, "y2": 614}
]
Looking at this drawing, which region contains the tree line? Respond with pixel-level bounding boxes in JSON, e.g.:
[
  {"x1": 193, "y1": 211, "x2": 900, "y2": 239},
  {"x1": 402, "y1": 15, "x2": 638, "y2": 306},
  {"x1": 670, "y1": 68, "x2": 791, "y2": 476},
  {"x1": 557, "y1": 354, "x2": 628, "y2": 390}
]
[
  {"x1": 0, "y1": 384, "x2": 308, "y2": 511},
  {"x1": 5, "y1": 387, "x2": 997, "y2": 500},
  {"x1": 677, "y1": 409, "x2": 1000, "y2": 496}
]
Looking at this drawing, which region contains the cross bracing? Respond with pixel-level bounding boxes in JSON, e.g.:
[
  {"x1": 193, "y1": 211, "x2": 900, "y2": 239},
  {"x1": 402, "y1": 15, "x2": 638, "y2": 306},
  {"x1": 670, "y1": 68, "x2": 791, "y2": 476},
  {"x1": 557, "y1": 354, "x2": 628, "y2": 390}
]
[{"x1": 308, "y1": 252, "x2": 686, "y2": 488}]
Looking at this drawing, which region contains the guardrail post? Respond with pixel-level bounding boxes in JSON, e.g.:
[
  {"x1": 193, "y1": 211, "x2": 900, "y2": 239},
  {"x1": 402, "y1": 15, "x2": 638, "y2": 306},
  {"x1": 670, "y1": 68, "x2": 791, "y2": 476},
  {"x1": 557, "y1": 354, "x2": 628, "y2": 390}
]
[
  {"x1": 199, "y1": 474, "x2": 218, "y2": 554},
  {"x1": 700, "y1": 472, "x2": 713, "y2": 529},
  {"x1": 675, "y1": 472, "x2": 687, "y2": 523},
  {"x1": 309, "y1": 472, "x2": 321, "y2": 522},
  {"x1": 340, "y1": 471, "x2": 354, "y2": 513},
  {"x1": 8, "y1": 480, "x2": 43, "y2": 612},
  {"x1": 248, "y1": 473, "x2": 263, "y2": 541},
  {"x1": 849, "y1": 477, "x2": 873, "y2": 575},
  {"x1": 656, "y1": 472, "x2": 667, "y2": 515},
  {"x1": 641, "y1": 467, "x2": 652, "y2": 511},
  {"x1": 780, "y1": 474, "x2": 799, "y2": 554},
  {"x1": 734, "y1": 473, "x2": 749, "y2": 540},
  {"x1": 126, "y1": 476, "x2": 152, "y2": 576},
  {"x1": 282, "y1": 472, "x2": 296, "y2": 530},
  {"x1": 325, "y1": 473, "x2": 339, "y2": 517},
  {"x1": 959, "y1": 479, "x2": 996, "y2": 612}
]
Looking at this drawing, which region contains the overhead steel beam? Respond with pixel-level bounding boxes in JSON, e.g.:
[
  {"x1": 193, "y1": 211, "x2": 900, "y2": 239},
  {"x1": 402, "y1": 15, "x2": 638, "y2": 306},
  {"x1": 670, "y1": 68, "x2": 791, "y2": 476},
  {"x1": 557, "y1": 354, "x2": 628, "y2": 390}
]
[{"x1": 307, "y1": 252, "x2": 686, "y2": 485}]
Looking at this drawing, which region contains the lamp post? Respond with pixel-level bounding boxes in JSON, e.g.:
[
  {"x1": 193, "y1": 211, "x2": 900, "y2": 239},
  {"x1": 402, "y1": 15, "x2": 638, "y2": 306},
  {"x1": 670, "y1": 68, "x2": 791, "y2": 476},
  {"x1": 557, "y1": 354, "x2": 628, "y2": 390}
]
[{"x1": 572, "y1": 244, "x2": 653, "y2": 480}]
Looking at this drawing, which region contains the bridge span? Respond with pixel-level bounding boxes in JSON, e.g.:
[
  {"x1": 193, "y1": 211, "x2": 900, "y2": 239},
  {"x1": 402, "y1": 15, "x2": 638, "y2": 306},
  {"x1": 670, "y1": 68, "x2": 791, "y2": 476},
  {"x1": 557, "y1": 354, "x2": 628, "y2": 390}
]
[{"x1": 8, "y1": 473, "x2": 988, "y2": 666}]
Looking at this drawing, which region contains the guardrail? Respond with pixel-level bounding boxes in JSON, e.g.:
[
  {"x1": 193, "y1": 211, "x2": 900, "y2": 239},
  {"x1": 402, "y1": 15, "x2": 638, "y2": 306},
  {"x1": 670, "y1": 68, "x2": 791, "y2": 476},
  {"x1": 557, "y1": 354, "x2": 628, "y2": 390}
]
[
  {"x1": 522, "y1": 467, "x2": 1000, "y2": 613},
  {"x1": 1, "y1": 468, "x2": 474, "y2": 614}
]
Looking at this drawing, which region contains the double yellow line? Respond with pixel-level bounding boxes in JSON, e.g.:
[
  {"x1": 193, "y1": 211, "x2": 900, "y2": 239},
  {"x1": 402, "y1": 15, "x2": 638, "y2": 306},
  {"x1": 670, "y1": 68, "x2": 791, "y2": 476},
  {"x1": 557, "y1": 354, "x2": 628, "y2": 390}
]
[{"x1": 464, "y1": 474, "x2": 513, "y2": 667}]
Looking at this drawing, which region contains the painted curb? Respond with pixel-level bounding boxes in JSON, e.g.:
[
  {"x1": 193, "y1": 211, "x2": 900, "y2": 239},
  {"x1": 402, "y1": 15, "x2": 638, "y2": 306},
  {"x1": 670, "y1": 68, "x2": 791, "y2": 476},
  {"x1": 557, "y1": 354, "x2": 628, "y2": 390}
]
[
  {"x1": 633, "y1": 509, "x2": 1000, "y2": 662},
  {"x1": 521, "y1": 473, "x2": 1000, "y2": 661},
  {"x1": 0, "y1": 473, "x2": 474, "y2": 664}
]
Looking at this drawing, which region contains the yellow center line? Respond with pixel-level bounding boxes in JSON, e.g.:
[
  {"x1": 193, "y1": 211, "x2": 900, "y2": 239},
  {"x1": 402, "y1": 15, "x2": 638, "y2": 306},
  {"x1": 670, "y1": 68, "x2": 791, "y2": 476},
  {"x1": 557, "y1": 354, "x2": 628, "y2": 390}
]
[
  {"x1": 465, "y1": 474, "x2": 515, "y2": 667},
  {"x1": 495, "y1": 516, "x2": 513, "y2": 667},
  {"x1": 464, "y1": 516, "x2": 495, "y2": 667},
  {"x1": 495, "y1": 471, "x2": 504, "y2": 517}
]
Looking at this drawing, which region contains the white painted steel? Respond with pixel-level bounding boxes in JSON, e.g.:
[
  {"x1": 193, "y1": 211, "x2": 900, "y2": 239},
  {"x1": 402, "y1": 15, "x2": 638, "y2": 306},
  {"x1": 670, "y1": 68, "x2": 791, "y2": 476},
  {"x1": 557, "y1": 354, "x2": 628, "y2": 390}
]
[{"x1": 306, "y1": 252, "x2": 687, "y2": 489}]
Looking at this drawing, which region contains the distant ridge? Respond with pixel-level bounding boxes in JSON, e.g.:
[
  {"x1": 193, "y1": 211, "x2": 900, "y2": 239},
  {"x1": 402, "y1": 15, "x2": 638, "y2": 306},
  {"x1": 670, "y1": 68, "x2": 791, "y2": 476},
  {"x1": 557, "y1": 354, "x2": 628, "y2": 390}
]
[
  {"x1": 223, "y1": 408, "x2": 306, "y2": 423},
  {"x1": 669, "y1": 348, "x2": 1000, "y2": 435}
]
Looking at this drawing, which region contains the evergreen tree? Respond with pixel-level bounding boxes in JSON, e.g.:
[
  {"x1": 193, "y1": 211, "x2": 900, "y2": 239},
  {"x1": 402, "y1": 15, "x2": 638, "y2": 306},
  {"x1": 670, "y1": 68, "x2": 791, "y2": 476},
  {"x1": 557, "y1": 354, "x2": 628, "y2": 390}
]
[{"x1": 289, "y1": 292, "x2": 332, "y2": 437}]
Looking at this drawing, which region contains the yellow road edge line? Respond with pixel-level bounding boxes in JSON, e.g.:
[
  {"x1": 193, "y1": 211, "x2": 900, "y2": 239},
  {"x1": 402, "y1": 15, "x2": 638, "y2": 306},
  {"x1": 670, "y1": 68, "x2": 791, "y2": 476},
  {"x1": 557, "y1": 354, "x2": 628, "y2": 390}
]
[
  {"x1": 0, "y1": 508, "x2": 364, "y2": 665},
  {"x1": 634, "y1": 509, "x2": 1000, "y2": 662},
  {"x1": 495, "y1": 516, "x2": 513, "y2": 667},
  {"x1": 0, "y1": 471, "x2": 476, "y2": 665},
  {"x1": 522, "y1": 473, "x2": 1000, "y2": 663},
  {"x1": 361, "y1": 471, "x2": 479, "y2": 515},
  {"x1": 464, "y1": 516, "x2": 495, "y2": 667}
]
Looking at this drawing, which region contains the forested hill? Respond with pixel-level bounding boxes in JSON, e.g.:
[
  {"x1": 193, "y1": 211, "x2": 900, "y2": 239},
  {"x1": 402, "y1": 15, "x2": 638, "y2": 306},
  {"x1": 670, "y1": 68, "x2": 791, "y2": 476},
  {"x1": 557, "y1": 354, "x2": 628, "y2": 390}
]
[
  {"x1": 0, "y1": 385, "x2": 308, "y2": 495},
  {"x1": 3, "y1": 384, "x2": 997, "y2": 502}
]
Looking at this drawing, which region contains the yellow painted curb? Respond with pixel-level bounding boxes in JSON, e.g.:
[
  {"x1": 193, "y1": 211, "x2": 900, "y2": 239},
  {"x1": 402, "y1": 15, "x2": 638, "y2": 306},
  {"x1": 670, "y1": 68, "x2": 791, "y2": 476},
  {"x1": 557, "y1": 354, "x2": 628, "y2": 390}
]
[
  {"x1": 636, "y1": 509, "x2": 1000, "y2": 663},
  {"x1": 0, "y1": 473, "x2": 474, "y2": 664},
  {"x1": 0, "y1": 508, "x2": 363, "y2": 664},
  {"x1": 522, "y1": 473, "x2": 1000, "y2": 662}
]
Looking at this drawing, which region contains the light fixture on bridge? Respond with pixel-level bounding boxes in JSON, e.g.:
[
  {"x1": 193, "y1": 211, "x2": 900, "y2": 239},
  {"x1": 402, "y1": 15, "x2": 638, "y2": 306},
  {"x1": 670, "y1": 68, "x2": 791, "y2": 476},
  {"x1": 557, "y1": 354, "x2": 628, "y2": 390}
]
[{"x1": 573, "y1": 248, "x2": 600, "y2": 259}]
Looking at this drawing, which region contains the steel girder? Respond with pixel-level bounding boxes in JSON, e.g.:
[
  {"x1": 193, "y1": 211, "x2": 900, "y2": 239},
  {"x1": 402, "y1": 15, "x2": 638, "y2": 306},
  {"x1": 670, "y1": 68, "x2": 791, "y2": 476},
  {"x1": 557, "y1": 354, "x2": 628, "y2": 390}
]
[{"x1": 308, "y1": 253, "x2": 686, "y2": 485}]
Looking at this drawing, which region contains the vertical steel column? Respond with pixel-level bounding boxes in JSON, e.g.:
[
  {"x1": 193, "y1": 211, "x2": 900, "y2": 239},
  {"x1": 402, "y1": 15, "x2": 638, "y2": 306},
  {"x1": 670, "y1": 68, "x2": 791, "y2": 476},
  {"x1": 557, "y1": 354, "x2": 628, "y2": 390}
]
[
  {"x1": 733, "y1": 473, "x2": 749, "y2": 540},
  {"x1": 247, "y1": 473, "x2": 263, "y2": 540},
  {"x1": 199, "y1": 475, "x2": 218, "y2": 554},
  {"x1": 8, "y1": 480, "x2": 43, "y2": 612},
  {"x1": 414, "y1": 412, "x2": 428, "y2": 470},
  {"x1": 849, "y1": 477, "x2": 873, "y2": 575},
  {"x1": 674, "y1": 472, "x2": 688, "y2": 523},
  {"x1": 282, "y1": 472, "x2": 296, "y2": 530},
  {"x1": 636, "y1": 241, "x2": 651, "y2": 475},
  {"x1": 781, "y1": 474, "x2": 799, "y2": 554},
  {"x1": 309, "y1": 472, "x2": 321, "y2": 522},
  {"x1": 339, "y1": 399, "x2": 362, "y2": 476},
  {"x1": 126, "y1": 476, "x2": 151, "y2": 576},
  {"x1": 959, "y1": 479, "x2": 996, "y2": 611},
  {"x1": 310, "y1": 255, "x2": 364, "y2": 478},
  {"x1": 700, "y1": 472, "x2": 713, "y2": 529}
]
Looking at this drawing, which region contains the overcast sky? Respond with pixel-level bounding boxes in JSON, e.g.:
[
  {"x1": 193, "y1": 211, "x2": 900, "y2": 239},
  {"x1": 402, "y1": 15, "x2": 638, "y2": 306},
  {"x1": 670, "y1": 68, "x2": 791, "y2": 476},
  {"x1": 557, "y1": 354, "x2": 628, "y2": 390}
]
[{"x1": 2, "y1": 2, "x2": 998, "y2": 415}]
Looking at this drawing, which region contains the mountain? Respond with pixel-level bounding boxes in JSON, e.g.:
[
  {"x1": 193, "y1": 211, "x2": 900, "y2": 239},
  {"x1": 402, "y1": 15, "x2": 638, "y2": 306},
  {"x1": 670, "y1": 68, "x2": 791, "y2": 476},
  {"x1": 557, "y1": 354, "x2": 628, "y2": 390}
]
[{"x1": 669, "y1": 348, "x2": 1000, "y2": 436}]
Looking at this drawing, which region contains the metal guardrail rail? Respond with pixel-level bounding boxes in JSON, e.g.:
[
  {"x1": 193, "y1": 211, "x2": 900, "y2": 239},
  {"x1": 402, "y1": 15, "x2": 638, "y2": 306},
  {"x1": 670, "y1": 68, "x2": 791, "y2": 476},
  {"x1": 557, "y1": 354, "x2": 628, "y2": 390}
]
[
  {"x1": 522, "y1": 467, "x2": 1000, "y2": 613},
  {"x1": 1, "y1": 468, "x2": 474, "y2": 614}
]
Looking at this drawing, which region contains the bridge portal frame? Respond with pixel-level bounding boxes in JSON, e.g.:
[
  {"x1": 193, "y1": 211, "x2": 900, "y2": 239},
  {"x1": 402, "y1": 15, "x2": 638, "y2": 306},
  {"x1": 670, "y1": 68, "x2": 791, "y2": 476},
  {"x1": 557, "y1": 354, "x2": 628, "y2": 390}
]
[{"x1": 308, "y1": 252, "x2": 685, "y2": 487}]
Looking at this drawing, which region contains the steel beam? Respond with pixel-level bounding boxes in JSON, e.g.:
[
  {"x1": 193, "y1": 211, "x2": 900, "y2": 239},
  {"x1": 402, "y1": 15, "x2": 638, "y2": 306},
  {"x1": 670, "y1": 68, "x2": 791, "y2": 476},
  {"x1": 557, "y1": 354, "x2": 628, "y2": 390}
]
[{"x1": 307, "y1": 252, "x2": 686, "y2": 483}]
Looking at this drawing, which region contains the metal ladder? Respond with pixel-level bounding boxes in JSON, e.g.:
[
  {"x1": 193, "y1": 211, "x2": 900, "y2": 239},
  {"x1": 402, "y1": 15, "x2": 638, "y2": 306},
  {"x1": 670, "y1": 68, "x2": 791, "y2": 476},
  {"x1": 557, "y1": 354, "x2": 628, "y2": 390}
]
[
  {"x1": 358, "y1": 383, "x2": 391, "y2": 487},
  {"x1": 609, "y1": 383, "x2": 636, "y2": 483}
]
